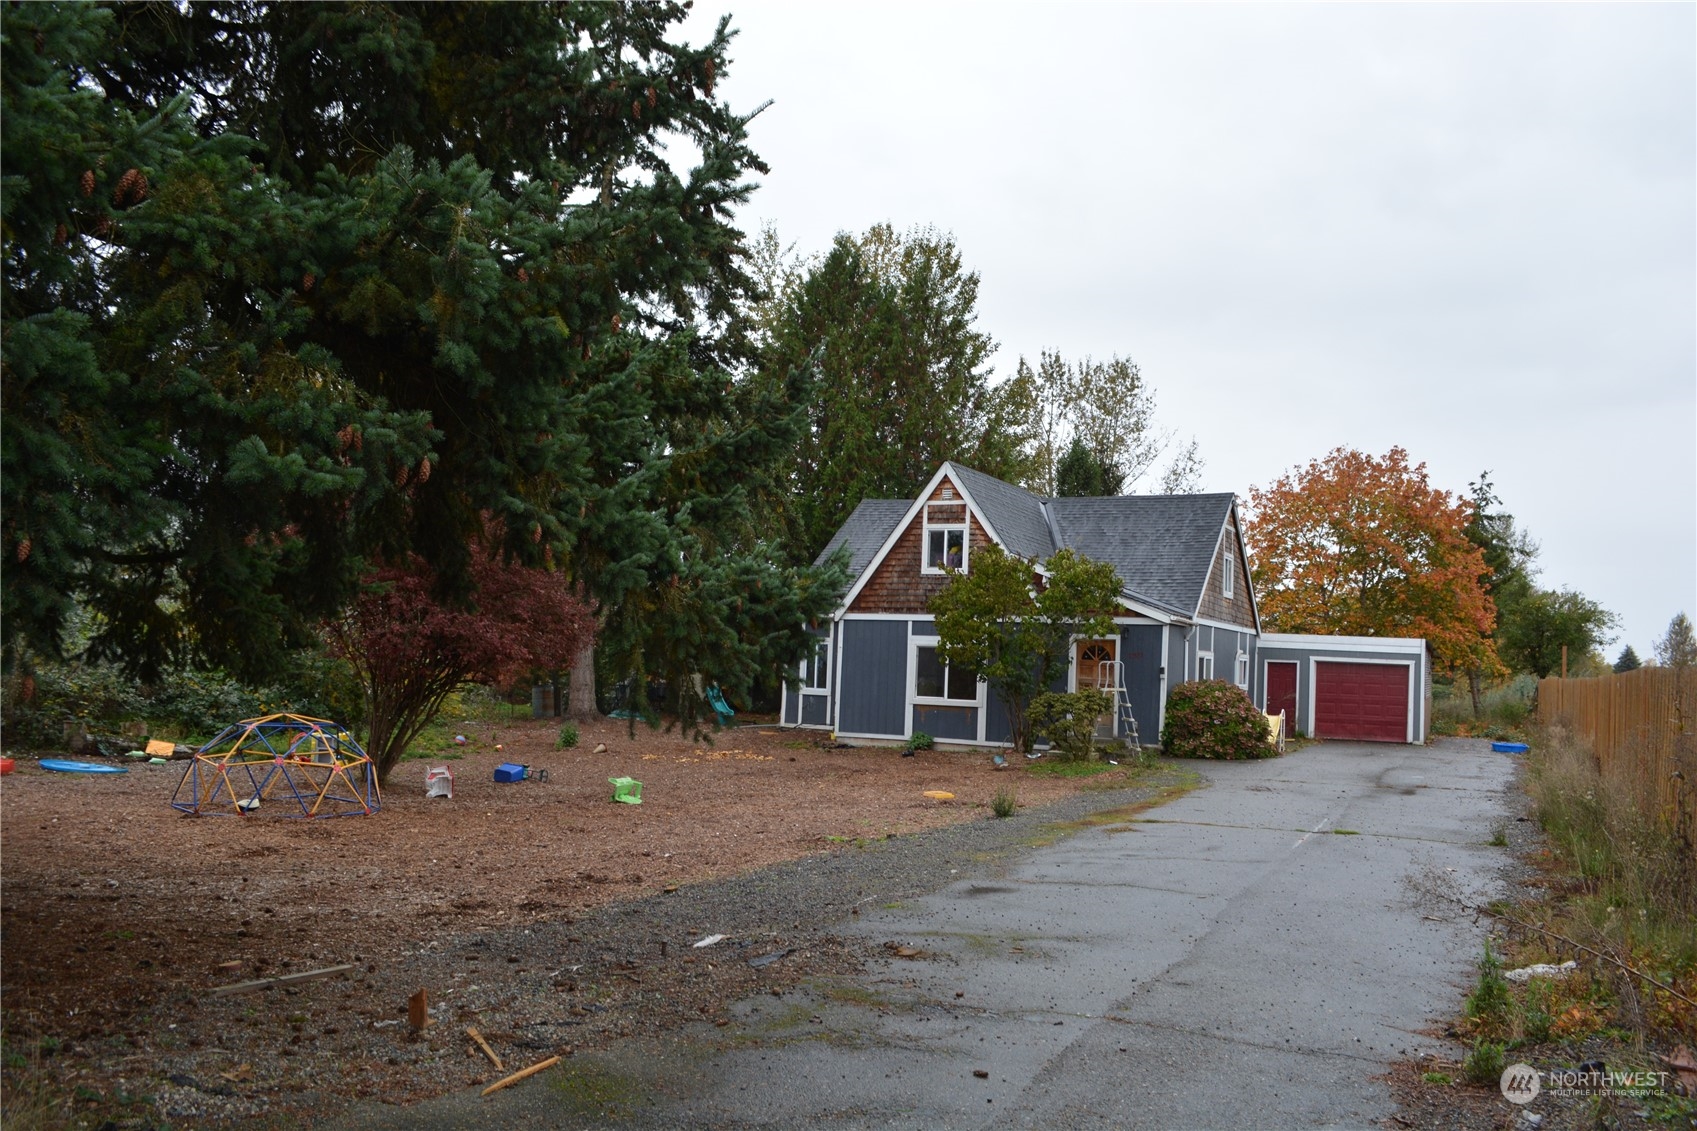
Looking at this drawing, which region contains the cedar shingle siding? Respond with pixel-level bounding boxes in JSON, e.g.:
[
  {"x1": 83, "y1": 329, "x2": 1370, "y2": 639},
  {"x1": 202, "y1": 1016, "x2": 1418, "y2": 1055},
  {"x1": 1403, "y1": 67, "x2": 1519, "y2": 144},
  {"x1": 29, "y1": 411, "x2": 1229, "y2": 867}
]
[
  {"x1": 850, "y1": 512, "x2": 990, "y2": 614},
  {"x1": 1196, "y1": 521, "x2": 1257, "y2": 628}
]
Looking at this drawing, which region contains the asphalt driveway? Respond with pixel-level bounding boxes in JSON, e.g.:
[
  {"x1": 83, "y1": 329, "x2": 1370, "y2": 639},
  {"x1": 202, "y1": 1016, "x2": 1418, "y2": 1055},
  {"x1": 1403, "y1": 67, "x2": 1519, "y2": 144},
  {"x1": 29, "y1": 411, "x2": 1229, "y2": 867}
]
[{"x1": 335, "y1": 738, "x2": 1516, "y2": 1130}]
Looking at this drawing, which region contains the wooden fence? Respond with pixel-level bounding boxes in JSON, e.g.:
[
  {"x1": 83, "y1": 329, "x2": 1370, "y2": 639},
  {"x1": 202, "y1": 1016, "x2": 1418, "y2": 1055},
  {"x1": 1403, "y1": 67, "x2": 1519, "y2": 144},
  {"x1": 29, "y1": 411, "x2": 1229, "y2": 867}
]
[{"x1": 1537, "y1": 666, "x2": 1697, "y2": 825}]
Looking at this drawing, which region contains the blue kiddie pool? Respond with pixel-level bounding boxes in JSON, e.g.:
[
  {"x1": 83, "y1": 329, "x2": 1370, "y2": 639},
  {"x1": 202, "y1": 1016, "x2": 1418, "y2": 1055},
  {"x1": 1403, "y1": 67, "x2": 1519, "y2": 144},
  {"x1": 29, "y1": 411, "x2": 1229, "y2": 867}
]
[
  {"x1": 1491, "y1": 742, "x2": 1529, "y2": 754},
  {"x1": 38, "y1": 759, "x2": 128, "y2": 774}
]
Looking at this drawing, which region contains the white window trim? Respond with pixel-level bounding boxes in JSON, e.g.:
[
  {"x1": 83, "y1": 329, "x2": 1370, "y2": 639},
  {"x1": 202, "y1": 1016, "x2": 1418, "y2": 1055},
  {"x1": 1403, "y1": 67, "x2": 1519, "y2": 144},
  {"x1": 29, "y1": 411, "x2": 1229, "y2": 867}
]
[
  {"x1": 1235, "y1": 652, "x2": 1250, "y2": 689},
  {"x1": 909, "y1": 638, "x2": 985, "y2": 708},
  {"x1": 1197, "y1": 651, "x2": 1215, "y2": 681},
  {"x1": 801, "y1": 637, "x2": 830, "y2": 695},
  {"x1": 1222, "y1": 549, "x2": 1234, "y2": 598},
  {"x1": 920, "y1": 502, "x2": 969, "y2": 575}
]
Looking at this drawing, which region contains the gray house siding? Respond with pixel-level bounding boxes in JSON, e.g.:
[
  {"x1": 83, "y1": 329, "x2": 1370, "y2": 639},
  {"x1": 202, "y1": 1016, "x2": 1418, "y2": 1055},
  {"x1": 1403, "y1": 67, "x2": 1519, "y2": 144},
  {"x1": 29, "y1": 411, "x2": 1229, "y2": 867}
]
[
  {"x1": 1168, "y1": 626, "x2": 1190, "y2": 684},
  {"x1": 1255, "y1": 634, "x2": 1429, "y2": 743},
  {"x1": 913, "y1": 704, "x2": 976, "y2": 741},
  {"x1": 838, "y1": 620, "x2": 909, "y2": 737}
]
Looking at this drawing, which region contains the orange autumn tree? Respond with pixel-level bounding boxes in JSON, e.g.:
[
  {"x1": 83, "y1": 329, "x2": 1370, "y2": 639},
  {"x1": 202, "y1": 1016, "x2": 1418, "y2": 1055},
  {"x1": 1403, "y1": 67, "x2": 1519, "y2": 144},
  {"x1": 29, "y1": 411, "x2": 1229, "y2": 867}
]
[{"x1": 1245, "y1": 447, "x2": 1502, "y2": 678}]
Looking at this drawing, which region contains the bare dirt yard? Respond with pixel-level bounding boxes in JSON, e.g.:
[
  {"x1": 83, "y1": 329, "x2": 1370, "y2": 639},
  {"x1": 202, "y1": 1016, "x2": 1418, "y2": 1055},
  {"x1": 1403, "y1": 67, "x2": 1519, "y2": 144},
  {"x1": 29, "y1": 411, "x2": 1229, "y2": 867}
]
[{"x1": 1, "y1": 716, "x2": 1151, "y2": 1128}]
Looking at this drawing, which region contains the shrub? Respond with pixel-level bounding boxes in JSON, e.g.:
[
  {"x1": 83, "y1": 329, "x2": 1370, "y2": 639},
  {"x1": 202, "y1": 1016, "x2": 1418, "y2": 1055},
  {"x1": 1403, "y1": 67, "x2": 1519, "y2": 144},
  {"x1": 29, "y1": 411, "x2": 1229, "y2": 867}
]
[
  {"x1": 1465, "y1": 941, "x2": 1511, "y2": 1025},
  {"x1": 905, "y1": 731, "x2": 934, "y2": 751},
  {"x1": 1159, "y1": 680, "x2": 1276, "y2": 760},
  {"x1": 1028, "y1": 690, "x2": 1113, "y2": 762},
  {"x1": 991, "y1": 786, "x2": 1018, "y2": 818},
  {"x1": 1462, "y1": 1038, "x2": 1505, "y2": 1086},
  {"x1": 557, "y1": 722, "x2": 579, "y2": 749}
]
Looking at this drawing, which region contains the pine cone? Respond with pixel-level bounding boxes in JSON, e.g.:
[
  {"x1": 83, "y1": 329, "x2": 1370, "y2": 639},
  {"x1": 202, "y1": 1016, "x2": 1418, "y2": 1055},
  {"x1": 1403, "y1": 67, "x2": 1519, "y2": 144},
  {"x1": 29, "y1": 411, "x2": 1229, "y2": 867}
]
[
  {"x1": 532, "y1": 523, "x2": 543, "y2": 544},
  {"x1": 611, "y1": 312, "x2": 622, "y2": 333},
  {"x1": 632, "y1": 99, "x2": 641, "y2": 119},
  {"x1": 394, "y1": 464, "x2": 410, "y2": 488},
  {"x1": 336, "y1": 424, "x2": 354, "y2": 451},
  {"x1": 415, "y1": 457, "x2": 431, "y2": 484},
  {"x1": 113, "y1": 168, "x2": 145, "y2": 206},
  {"x1": 647, "y1": 85, "x2": 658, "y2": 107},
  {"x1": 54, "y1": 223, "x2": 67, "y2": 245},
  {"x1": 15, "y1": 536, "x2": 30, "y2": 563},
  {"x1": 80, "y1": 170, "x2": 95, "y2": 197},
  {"x1": 302, "y1": 272, "x2": 316, "y2": 292},
  {"x1": 516, "y1": 266, "x2": 529, "y2": 283}
]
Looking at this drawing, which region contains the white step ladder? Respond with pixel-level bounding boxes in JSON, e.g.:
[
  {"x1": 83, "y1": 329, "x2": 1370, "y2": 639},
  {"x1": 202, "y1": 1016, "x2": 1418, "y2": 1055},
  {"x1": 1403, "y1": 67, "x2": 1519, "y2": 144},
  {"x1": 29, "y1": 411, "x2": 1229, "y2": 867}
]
[{"x1": 1094, "y1": 660, "x2": 1140, "y2": 749}]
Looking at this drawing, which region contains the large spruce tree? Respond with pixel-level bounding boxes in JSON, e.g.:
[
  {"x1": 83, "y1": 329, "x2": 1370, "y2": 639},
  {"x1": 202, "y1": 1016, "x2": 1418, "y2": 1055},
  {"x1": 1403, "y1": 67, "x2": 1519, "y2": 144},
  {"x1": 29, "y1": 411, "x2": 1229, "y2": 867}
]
[{"x1": 2, "y1": 1, "x2": 842, "y2": 723}]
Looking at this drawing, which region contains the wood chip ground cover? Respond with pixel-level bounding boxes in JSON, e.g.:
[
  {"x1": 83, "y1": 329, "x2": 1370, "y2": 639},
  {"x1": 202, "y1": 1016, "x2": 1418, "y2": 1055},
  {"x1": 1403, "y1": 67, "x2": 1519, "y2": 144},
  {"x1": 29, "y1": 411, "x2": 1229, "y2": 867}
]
[{"x1": 1, "y1": 718, "x2": 1175, "y2": 1128}]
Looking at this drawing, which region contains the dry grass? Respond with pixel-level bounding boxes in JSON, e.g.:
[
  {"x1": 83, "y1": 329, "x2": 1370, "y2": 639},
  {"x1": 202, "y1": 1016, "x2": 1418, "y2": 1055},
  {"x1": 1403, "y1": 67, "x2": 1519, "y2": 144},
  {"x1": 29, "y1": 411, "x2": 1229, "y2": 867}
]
[{"x1": 1509, "y1": 723, "x2": 1697, "y2": 1040}]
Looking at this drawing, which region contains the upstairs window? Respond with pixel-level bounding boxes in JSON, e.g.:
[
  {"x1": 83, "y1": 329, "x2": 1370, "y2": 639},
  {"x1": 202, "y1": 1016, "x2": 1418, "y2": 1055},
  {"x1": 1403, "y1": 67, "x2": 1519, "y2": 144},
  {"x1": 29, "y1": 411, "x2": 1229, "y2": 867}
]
[
  {"x1": 922, "y1": 501, "x2": 969, "y2": 574},
  {"x1": 915, "y1": 645, "x2": 979, "y2": 702},
  {"x1": 1222, "y1": 545, "x2": 1235, "y2": 598}
]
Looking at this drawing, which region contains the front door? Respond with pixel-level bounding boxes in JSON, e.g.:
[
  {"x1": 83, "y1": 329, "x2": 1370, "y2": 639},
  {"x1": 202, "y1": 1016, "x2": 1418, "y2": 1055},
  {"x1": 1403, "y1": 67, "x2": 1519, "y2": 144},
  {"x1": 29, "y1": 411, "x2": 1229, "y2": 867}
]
[
  {"x1": 1075, "y1": 639, "x2": 1119, "y2": 738},
  {"x1": 1266, "y1": 661, "x2": 1298, "y2": 737}
]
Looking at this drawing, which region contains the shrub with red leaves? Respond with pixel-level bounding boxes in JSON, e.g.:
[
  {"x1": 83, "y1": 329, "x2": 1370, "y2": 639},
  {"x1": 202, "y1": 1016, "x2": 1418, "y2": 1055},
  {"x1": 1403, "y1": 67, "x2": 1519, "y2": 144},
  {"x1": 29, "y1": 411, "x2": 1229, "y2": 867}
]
[
  {"x1": 326, "y1": 548, "x2": 594, "y2": 782},
  {"x1": 1159, "y1": 679, "x2": 1277, "y2": 760}
]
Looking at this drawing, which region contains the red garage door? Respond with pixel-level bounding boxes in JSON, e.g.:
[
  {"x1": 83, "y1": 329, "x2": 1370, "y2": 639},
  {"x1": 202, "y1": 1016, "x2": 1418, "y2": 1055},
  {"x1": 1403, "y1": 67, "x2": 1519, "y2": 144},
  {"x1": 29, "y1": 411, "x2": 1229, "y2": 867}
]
[{"x1": 1314, "y1": 662, "x2": 1408, "y2": 742}]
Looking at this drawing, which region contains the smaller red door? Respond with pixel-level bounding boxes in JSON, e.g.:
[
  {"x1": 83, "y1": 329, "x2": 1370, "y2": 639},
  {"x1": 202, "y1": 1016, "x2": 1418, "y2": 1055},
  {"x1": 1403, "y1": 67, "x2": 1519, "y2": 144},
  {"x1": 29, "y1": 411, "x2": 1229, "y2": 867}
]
[{"x1": 1266, "y1": 662, "x2": 1297, "y2": 737}]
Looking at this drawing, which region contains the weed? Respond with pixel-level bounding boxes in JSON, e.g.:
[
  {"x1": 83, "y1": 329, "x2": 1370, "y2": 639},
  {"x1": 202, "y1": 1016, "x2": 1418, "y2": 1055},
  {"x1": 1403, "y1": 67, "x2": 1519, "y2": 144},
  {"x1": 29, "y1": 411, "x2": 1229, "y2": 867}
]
[
  {"x1": 1487, "y1": 822, "x2": 1508, "y2": 847},
  {"x1": 1421, "y1": 1071, "x2": 1452, "y2": 1085},
  {"x1": 1465, "y1": 941, "x2": 1512, "y2": 1026},
  {"x1": 557, "y1": 722, "x2": 579, "y2": 749},
  {"x1": 991, "y1": 787, "x2": 1017, "y2": 819},
  {"x1": 904, "y1": 732, "x2": 934, "y2": 752},
  {"x1": 1462, "y1": 1037, "x2": 1505, "y2": 1085},
  {"x1": 1331, "y1": 828, "x2": 1360, "y2": 836}
]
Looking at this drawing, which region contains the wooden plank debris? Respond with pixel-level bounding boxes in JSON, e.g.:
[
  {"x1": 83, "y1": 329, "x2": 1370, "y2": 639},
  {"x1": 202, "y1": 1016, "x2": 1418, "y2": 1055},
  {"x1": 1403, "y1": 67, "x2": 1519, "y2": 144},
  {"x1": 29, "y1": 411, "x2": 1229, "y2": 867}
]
[
  {"x1": 480, "y1": 1054, "x2": 561, "y2": 1097},
  {"x1": 466, "y1": 1026, "x2": 503, "y2": 1070},
  {"x1": 209, "y1": 964, "x2": 354, "y2": 997}
]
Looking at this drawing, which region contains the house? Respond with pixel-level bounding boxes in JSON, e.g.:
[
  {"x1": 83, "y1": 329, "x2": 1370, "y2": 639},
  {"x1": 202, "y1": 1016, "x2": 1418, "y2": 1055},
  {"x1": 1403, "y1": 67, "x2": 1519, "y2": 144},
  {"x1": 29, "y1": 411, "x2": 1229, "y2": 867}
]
[{"x1": 780, "y1": 462, "x2": 1261, "y2": 747}]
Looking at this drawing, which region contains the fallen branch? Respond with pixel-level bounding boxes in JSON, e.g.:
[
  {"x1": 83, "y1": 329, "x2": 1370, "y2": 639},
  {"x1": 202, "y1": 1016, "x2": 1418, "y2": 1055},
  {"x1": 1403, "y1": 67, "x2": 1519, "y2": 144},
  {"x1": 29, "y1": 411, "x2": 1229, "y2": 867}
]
[
  {"x1": 480, "y1": 1054, "x2": 561, "y2": 1097},
  {"x1": 466, "y1": 1026, "x2": 503, "y2": 1071},
  {"x1": 1477, "y1": 906, "x2": 1697, "y2": 1010},
  {"x1": 209, "y1": 965, "x2": 354, "y2": 997}
]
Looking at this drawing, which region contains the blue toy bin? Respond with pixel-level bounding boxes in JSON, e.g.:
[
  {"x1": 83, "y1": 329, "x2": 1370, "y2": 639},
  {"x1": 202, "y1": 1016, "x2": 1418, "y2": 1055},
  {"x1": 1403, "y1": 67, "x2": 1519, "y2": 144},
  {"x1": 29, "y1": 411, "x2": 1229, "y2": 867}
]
[
  {"x1": 493, "y1": 762, "x2": 528, "y2": 783},
  {"x1": 1491, "y1": 741, "x2": 1529, "y2": 754}
]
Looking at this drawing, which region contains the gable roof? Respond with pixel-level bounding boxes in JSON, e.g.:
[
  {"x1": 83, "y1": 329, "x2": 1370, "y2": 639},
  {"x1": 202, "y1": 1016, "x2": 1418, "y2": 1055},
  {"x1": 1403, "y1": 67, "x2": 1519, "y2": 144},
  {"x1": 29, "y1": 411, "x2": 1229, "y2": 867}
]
[
  {"x1": 1047, "y1": 493, "x2": 1238, "y2": 618},
  {"x1": 823, "y1": 463, "x2": 1249, "y2": 626},
  {"x1": 944, "y1": 463, "x2": 1054, "y2": 562},
  {"x1": 814, "y1": 498, "x2": 908, "y2": 577}
]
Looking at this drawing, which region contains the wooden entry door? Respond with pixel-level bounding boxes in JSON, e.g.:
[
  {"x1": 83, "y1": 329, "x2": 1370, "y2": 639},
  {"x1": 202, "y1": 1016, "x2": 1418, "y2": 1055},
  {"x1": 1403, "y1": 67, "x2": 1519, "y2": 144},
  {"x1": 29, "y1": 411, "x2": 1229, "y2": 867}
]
[
  {"x1": 1075, "y1": 639, "x2": 1118, "y2": 738},
  {"x1": 1266, "y1": 661, "x2": 1297, "y2": 737}
]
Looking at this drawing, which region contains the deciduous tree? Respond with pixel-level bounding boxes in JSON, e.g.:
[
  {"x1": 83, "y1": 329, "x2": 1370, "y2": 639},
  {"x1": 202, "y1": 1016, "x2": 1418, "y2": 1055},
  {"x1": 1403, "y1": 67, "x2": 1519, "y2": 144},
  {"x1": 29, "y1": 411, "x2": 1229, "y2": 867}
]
[
  {"x1": 1245, "y1": 447, "x2": 1497, "y2": 677},
  {"x1": 325, "y1": 546, "x2": 596, "y2": 783},
  {"x1": 1498, "y1": 589, "x2": 1618, "y2": 679},
  {"x1": 928, "y1": 546, "x2": 1122, "y2": 754}
]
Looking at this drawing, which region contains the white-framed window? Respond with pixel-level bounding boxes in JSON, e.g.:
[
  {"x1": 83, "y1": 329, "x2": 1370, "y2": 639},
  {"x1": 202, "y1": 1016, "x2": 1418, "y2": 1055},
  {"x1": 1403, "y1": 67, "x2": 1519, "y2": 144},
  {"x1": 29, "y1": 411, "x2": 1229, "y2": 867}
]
[
  {"x1": 801, "y1": 637, "x2": 829, "y2": 692},
  {"x1": 914, "y1": 644, "x2": 980, "y2": 703},
  {"x1": 1198, "y1": 652, "x2": 1215, "y2": 681},
  {"x1": 1235, "y1": 653, "x2": 1250, "y2": 688},
  {"x1": 921, "y1": 502, "x2": 968, "y2": 574},
  {"x1": 1222, "y1": 547, "x2": 1234, "y2": 598}
]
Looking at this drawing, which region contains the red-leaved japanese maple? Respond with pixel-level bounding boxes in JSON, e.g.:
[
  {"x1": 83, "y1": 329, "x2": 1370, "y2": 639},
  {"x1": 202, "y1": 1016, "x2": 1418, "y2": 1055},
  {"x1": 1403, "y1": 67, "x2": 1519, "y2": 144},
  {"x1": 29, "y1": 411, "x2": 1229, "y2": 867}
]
[{"x1": 327, "y1": 550, "x2": 595, "y2": 783}]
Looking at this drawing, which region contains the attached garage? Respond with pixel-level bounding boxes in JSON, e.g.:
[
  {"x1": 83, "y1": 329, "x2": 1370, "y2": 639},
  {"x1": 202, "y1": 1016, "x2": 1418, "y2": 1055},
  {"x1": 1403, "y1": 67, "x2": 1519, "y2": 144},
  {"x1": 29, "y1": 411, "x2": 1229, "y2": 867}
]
[{"x1": 1256, "y1": 634, "x2": 1430, "y2": 745}]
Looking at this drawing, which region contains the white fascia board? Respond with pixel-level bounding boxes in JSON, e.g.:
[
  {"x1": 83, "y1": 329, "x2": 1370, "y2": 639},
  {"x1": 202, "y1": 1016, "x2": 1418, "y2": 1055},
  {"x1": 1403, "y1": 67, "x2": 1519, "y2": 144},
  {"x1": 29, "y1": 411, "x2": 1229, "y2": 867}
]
[
  {"x1": 1260, "y1": 633, "x2": 1428, "y2": 654},
  {"x1": 835, "y1": 463, "x2": 1005, "y2": 614},
  {"x1": 1230, "y1": 498, "x2": 1264, "y2": 634},
  {"x1": 1195, "y1": 615, "x2": 1259, "y2": 634}
]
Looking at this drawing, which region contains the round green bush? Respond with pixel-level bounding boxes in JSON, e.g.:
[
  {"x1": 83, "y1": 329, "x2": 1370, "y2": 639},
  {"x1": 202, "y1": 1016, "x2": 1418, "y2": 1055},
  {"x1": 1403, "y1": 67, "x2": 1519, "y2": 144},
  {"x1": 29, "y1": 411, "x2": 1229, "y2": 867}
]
[{"x1": 1159, "y1": 679, "x2": 1277, "y2": 760}]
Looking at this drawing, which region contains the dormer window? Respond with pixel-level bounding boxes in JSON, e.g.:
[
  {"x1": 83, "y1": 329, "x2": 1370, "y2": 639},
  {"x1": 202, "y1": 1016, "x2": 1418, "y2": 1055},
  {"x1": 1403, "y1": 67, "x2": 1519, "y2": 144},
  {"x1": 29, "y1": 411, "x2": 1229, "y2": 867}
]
[{"x1": 922, "y1": 500, "x2": 968, "y2": 574}]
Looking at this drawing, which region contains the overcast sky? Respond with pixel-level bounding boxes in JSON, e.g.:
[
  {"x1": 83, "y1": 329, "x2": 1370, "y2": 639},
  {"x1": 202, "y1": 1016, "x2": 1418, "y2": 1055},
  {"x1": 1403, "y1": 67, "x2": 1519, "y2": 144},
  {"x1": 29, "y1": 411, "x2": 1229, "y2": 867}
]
[{"x1": 684, "y1": 3, "x2": 1695, "y2": 659}]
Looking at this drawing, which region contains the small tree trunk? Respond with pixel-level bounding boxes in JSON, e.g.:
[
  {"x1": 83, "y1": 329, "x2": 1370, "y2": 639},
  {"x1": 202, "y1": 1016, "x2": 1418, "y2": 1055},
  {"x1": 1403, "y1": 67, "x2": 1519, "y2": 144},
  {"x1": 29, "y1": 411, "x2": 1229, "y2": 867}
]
[
  {"x1": 1468, "y1": 670, "x2": 1483, "y2": 718},
  {"x1": 567, "y1": 639, "x2": 599, "y2": 722}
]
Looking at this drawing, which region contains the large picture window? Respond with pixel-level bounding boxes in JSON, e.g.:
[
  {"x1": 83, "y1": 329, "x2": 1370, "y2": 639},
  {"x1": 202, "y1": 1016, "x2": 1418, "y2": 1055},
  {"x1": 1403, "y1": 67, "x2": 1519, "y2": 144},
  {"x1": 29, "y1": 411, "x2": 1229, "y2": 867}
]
[{"x1": 915, "y1": 645, "x2": 978, "y2": 702}]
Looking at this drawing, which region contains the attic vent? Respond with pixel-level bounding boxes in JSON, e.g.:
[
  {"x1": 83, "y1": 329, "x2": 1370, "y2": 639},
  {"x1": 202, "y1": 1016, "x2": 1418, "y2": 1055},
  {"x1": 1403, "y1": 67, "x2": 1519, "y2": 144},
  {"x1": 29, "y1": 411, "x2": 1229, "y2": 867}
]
[{"x1": 940, "y1": 486, "x2": 955, "y2": 500}]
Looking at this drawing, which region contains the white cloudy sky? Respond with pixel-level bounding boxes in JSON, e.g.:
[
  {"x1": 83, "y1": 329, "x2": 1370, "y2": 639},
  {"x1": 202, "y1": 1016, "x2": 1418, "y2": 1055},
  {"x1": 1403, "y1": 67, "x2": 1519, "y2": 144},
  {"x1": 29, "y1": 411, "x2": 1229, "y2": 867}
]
[{"x1": 683, "y1": 3, "x2": 1695, "y2": 658}]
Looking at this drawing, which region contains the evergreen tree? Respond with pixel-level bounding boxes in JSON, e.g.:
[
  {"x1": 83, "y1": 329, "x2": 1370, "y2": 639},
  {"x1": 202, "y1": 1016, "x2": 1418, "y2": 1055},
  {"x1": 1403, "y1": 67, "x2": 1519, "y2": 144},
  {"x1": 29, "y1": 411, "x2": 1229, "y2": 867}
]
[
  {"x1": 1654, "y1": 613, "x2": 1697, "y2": 669},
  {"x1": 757, "y1": 223, "x2": 1020, "y2": 561},
  {"x1": 1054, "y1": 436, "x2": 1118, "y2": 497},
  {"x1": 2, "y1": 2, "x2": 844, "y2": 724},
  {"x1": 1613, "y1": 645, "x2": 1642, "y2": 673},
  {"x1": 1461, "y1": 473, "x2": 1537, "y2": 710}
]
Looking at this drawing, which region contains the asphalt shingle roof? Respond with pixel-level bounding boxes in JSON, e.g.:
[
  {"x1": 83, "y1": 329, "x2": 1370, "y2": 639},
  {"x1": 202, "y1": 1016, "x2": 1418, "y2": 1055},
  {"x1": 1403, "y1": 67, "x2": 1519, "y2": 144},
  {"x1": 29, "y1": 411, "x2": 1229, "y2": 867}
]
[
  {"x1": 1048, "y1": 493, "x2": 1237, "y2": 617},
  {"x1": 819, "y1": 463, "x2": 1239, "y2": 620},
  {"x1": 814, "y1": 498, "x2": 909, "y2": 576},
  {"x1": 945, "y1": 463, "x2": 1056, "y2": 562}
]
